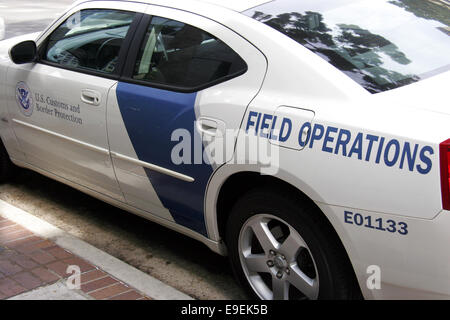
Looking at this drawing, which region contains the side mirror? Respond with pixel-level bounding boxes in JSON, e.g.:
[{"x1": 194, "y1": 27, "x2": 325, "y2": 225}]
[{"x1": 9, "y1": 40, "x2": 37, "y2": 64}]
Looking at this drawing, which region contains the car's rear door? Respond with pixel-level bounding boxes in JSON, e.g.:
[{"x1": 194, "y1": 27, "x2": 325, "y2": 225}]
[
  {"x1": 107, "y1": 6, "x2": 267, "y2": 235},
  {"x1": 6, "y1": 3, "x2": 144, "y2": 201}
]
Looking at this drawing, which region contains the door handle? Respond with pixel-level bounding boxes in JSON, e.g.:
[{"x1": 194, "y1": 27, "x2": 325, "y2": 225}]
[
  {"x1": 81, "y1": 89, "x2": 101, "y2": 106},
  {"x1": 196, "y1": 118, "x2": 226, "y2": 137}
]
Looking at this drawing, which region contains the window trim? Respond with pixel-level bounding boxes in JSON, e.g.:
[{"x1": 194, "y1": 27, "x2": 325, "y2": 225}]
[
  {"x1": 36, "y1": 9, "x2": 144, "y2": 81},
  {"x1": 120, "y1": 13, "x2": 249, "y2": 94}
]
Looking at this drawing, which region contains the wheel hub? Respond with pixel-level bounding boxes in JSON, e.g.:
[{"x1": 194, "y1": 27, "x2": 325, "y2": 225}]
[
  {"x1": 273, "y1": 255, "x2": 287, "y2": 270},
  {"x1": 267, "y1": 252, "x2": 289, "y2": 277}
]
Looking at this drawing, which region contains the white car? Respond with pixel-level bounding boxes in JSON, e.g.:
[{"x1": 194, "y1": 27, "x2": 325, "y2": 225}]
[{"x1": 0, "y1": 0, "x2": 449, "y2": 300}]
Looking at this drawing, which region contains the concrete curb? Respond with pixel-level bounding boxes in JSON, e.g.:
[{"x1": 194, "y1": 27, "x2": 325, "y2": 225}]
[{"x1": 0, "y1": 199, "x2": 193, "y2": 300}]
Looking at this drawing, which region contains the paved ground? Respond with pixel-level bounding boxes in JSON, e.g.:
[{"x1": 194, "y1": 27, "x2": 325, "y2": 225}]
[
  {"x1": 0, "y1": 170, "x2": 246, "y2": 300},
  {"x1": 0, "y1": 222, "x2": 150, "y2": 300},
  {"x1": 0, "y1": 0, "x2": 74, "y2": 40},
  {"x1": 0, "y1": 200, "x2": 191, "y2": 300}
]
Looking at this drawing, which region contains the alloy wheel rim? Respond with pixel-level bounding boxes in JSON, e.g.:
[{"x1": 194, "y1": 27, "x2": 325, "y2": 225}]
[{"x1": 238, "y1": 214, "x2": 319, "y2": 300}]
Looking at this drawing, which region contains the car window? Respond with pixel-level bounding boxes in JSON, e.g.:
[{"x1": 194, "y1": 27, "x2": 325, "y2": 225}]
[
  {"x1": 43, "y1": 9, "x2": 136, "y2": 74},
  {"x1": 244, "y1": 0, "x2": 450, "y2": 93},
  {"x1": 133, "y1": 15, "x2": 247, "y2": 89}
]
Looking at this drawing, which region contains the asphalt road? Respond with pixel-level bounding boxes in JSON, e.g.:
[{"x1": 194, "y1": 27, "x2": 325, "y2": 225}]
[
  {"x1": 0, "y1": 0, "x2": 247, "y2": 299},
  {"x1": 0, "y1": 0, "x2": 75, "y2": 40}
]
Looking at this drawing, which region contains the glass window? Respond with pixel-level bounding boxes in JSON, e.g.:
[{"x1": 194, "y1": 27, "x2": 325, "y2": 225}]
[
  {"x1": 133, "y1": 16, "x2": 247, "y2": 89},
  {"x1": 43, "y1": 9, "x2": 136, "y2": 74},
  {"x1": 244, "y1": 0, "x2": 450, "y2": 93}
]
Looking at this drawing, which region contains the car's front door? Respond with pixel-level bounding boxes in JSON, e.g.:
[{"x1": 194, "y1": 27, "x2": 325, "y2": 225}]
[
  {"x1": 6, "y1": 6, "x2": 142, "y2": 201},
  {"x1": 107, "y1": 6, "x2": 267, "y2": 235}
]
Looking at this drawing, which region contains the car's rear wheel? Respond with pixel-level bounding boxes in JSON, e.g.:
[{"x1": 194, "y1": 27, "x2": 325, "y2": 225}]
[
  {"x1": 0, "y1": 140, "x2": 14, "y2": 182},
  {"x1": 226, "y1": 188, "x2": 359, "y2": 300}
]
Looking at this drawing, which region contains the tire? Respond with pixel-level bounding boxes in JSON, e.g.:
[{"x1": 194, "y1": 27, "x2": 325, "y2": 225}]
[
  {"x1": 0, "y1": 140, "x2": 14, "y2": 182},
  {"x1": 226, "y1": 188, "x2": 360, "y2": 300}
]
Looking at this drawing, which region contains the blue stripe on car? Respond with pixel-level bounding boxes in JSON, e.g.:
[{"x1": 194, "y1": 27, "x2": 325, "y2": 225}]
[{"x1": 116, "y1": 82, "x2": 213, "y2": 236}]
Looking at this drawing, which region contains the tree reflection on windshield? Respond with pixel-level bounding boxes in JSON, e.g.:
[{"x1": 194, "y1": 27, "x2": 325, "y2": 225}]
[
  {"x1": 389, "y1": 0, "x2": 450, "y2": 27},
  {"x1": 250, "y1": 10, "x2": 419, "y2": 93}
]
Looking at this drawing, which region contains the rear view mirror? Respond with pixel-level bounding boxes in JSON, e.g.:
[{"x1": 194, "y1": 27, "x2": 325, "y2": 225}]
[{"x1": 9, "y1": 40, "x2": 37, "y2": 64}]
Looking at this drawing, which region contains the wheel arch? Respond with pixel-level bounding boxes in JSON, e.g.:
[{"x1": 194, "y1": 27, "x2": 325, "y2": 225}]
[{"x1": 205, "y1": 166, "x2": 364, "y2": 298}]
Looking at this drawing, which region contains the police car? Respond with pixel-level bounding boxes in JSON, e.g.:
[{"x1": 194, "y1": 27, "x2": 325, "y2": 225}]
[{"x1": 0, "y1": 0, "x2": 449, "y2": 300}]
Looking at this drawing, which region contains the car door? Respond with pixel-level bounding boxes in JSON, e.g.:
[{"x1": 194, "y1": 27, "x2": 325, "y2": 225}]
[
  {"x1": 107, "y1": 6, "x2": 267, "y2": 235},
  {"x1": 6, "y1": 5, "x2": 144, "y2": 201}
]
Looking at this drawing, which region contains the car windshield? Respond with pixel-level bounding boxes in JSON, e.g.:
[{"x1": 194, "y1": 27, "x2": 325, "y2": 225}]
[
  {"x1": 64, "y1": 10, "x2": 134, "y2": 38},
  {"x1": 244, "y1": 0, "x2": 450, "y2": 93}
]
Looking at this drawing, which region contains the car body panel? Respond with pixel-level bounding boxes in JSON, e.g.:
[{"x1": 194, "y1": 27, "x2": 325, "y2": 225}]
[
  {"x1": 6, "y1": 63, "x2": 124, "y2": 200},
  {"x1": 317, "y1": 202, "x2": 450, "y2": 300}
]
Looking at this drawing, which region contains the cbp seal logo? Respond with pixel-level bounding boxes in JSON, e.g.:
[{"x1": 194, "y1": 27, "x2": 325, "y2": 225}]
[{"x1": 16, "y1": 82, "x2": 34, "y2": 117}]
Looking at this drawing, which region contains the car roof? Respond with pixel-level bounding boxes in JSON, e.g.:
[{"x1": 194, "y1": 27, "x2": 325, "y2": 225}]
[
  {"x1": 74, "y1": 0, "x2": 273, "y2": 12},
  {"x1": 196, "y1": 0, "x2": 273, "y2": 12}
]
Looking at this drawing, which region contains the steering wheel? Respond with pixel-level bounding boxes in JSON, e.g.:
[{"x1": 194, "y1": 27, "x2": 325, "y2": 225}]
[{"x1": 95, "y1": 37, "x2": 122, "y2": 70}]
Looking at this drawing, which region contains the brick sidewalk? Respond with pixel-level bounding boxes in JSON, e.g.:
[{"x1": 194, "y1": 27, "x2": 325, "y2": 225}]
[{"x1": 0, "y1": 215, "x2": 150, "y2": 300}]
